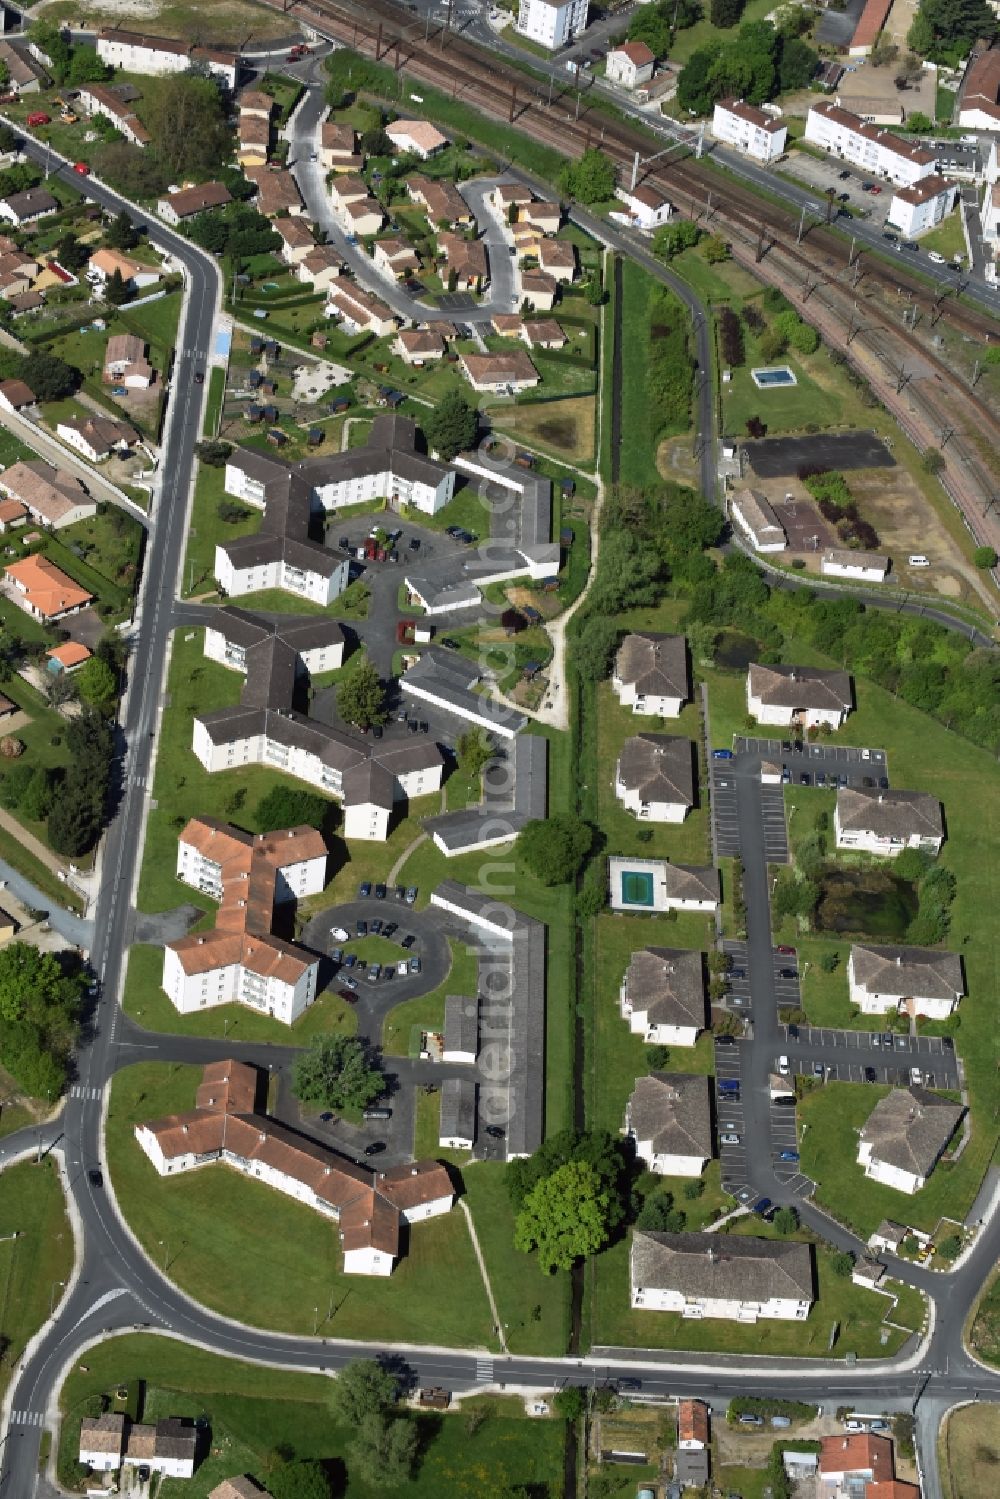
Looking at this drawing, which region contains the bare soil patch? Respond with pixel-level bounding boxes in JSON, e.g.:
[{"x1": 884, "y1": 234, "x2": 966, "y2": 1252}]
[
  {"x1": 490, "y1": 396, "x2": 595, "y2": 465},
  {"x1": 656, "y1": 433, "x2": 701, "y2": 487},
  {"x1": 846, "y1": 466, "x2": 982, "y2": 606},
  {"x1": 38, "y1": 0, "x2": 295, "y2": 43}
]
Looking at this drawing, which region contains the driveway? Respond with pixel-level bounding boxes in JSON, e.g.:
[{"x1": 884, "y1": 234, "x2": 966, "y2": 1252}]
[{"x1": 287, "y1": 86, "x2": 524, "y2": 323}]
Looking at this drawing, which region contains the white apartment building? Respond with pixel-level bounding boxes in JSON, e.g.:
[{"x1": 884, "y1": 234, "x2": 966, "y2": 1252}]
[
  {"x1": 848, "y1": 943, "x2": 963, "y2": 1019},
  {"x1": 631, "y1": 1232, "x2": 814, "y2": 1320},
  {"x1": 746, "y1": 663, "x2": 853, "y2": 729},
  {"x1": 887, "y1": 174, "x2": 958, "y2": 238},
  {"x1": 625, "y1": 1072, "x2": 712, "y2": 1177},
  {"x1": 96, "y1": 26, "x2": 239, "y2": 88},
  {"x1": 204, "y1": 615, "x2": 344, "y2": 678},
  {"x1": 612, "y1": 632, "x2": 689, "y2": 717},
  {"x1": 835, "y1": 786, "x2": 944, "y2": 858},
  {"x1": 712, "y1": 99, "x2": 787, "y2": 163},
  {"x1": 857, "y1": 1087, "x2": 964, "y2": 1194},
  {"x1": 214, "y1": 535, "x2": 350, "y2": 606},
  {"x1": 804, "y1": 102, "x2": 937, "y2": 187},
  {"x1": 620, "y1": 947, "x2": 706, "y2": 1047},
  {"x1": 615, "y1": 733, "x2": 694, "y2": 823},
  {"x1": 516, "y1": 0, "x2": 588, "y2": 50}
]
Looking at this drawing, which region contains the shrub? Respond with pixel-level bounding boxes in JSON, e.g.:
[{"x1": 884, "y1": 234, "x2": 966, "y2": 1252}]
[{"x1": 718, "y1": 305, "x2": 745, "y2": 367}]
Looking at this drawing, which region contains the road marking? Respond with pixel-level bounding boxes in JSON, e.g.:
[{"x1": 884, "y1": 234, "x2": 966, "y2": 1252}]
[
  {"x1": 71, "y1": 1287, "x2": 128, "y2": 1332},
  {"x1": 475, "y1": 1357, "x2": 494, "y2": 1383},
  {"x1": 12, "y1": 1410, "x2": 43, "y2": 1426},
  {"x1": 70, "y1": 1085, "x2": 101, "y2": 1100}
]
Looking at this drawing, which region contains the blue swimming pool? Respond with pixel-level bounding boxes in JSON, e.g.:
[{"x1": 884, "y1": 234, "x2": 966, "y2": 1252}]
[
  {"x1": 213, "y1": 325, "x2": 232, "y2": 361},
  {"x1": 751, "y1": 365, "x2": 797, "y2": 388}
]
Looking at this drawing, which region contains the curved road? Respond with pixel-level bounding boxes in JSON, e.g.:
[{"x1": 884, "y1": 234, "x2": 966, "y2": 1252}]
[{"x1": 0, "y1": 83, "x2": 997, "y2": 1499}]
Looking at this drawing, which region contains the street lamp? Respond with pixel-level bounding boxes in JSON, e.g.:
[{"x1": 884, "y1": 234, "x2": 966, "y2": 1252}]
[{"x1": 50, "y1": 1279, "x2": 65, "y2": 1317}]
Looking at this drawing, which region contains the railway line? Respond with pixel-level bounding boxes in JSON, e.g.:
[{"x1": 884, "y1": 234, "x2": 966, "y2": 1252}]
[{"x1": 277, "y1": 0, "x2": 1000, "y2": 353}]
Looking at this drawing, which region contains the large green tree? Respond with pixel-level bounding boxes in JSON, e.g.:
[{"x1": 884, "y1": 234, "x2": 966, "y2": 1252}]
[
  {"x1": 507, "y1": 1129, "x2": 627, "y2": 1219},
  {"x1": 558, "y1": 149, "x2": 616, "y2": 205},
  {"x1": 330, "y1": 1359, "x2": 399, "y2": 1425},
  {"x1": 514, "y1": 1159, "x2": 615, "y2": 1272},
  {"x1": 292, "y1": 1036, "x2": 384, "y2": 1112},
  {"x1": 268, "y1": 1459, "x2": 332, "y2": 1499},
  {"x1": 423, "y1": 390, "x2": 477, "y2": 460},
  {"x1": 76, "y1": 657, "x2": 118, "y2": 712},
  {"x1": 0, "y1": 943, "x2": 71, "y2": 1024},
  {"x1": 255, "y1": 785, "x2": 332, "y2": 833},
  {"x1": 142, "y1": 73, "x2": 232, "y2": 178},
  {"x1": 349, "y1": 1414, "x2": 419, "y2": 1486},
  {"x1": 20, "y1": 351, "x2": 76, "y2": 402},
  {"x1": 908, "y1": 0, "x2": 996, "y2": 55},
  {"x1": 517, "y1": 815, "x2": 591, "y2": 886},
  {"x1": 28, "y1": 21, "x2": 72, "y2": 84},
  {"x1": 107, "y1": 210, "x2": 139, "y2": 251},
  {"x1": 337, "y1": 659, "x2": 387, "y2": 729}
]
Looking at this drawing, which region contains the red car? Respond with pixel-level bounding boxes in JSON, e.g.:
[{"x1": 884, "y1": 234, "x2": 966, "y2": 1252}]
[
  {"x1": 72, "y1": 161, "x2": 90, "y2": 175},
  {"x1": 775, "y1": 945, "x2": 796, "y2": 956},
  {"x1": 27, "y1": 111, "x2": 51, "y2": 127},
  {"x1": 338, "y1": 988, "x2": 358, "y2": 1004}
]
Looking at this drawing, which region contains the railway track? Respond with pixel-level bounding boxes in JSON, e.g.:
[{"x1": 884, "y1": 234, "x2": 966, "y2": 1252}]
[{"x1": 279, "y1": 0, "x2": 1000, "y2": 354}]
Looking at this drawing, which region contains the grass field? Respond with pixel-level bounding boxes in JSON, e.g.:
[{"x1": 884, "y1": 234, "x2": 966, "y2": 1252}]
[
  {"x1": 0, "y1": 1159, "x2": 73, "y2": 1404},
  {"x1": 56, "y1": 1334, "x2": 566, "y2": 1498},
  {"x1": 918, "y1": 210, "x2": 966, "y2": 260},
  {"x1": 182, "y1": 464, "x2": 259, "y2": 598},
  {"x1": 490, "y1": 395, "x2": 597, "y2": 466},
  {"x1": 382, "y1": 939, "x2": 479, "y2": 1055},
  {"x1": 940, "y1": 1402, "x2": 1000, "y2": 1499},
  {"x1": 202, "y1": 368, "x2": 225, "y2": 438},
  {"x1": 618, "y1": 259, "x2": 693, "y2": 488},
  {"x1": 106, "y1": 1063, "x2": 497, "y2": 1347},
  {"x1": 968, "y1": 1267, "x2": 1000, "y2": 1367}
]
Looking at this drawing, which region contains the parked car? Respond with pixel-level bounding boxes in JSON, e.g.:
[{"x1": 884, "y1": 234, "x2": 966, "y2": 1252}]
[
  {"x1": 330, "y1": 947, "x2": 344, "y2": 964},
  {"x1": 409, "y1": 956, "x2": 421, "y2": 974},
  {"x1": 89, "y1": 1168, "x2": 103, "y2": 1187},
  {"x1": 401, "y1": 934, "x2": 415, "y2": 949},
  {"x1": 344, "y1": 953, "x2": 357, "y2": 969},
  {"x1": 375, "y1": 883, "x2": 387, "y2": 900},
  {"x1": 799, "y1": 771, "x2": 811, "y2": 785},
  {"x1": 339, "y1": 987, "x2": 358, "y2": 1002},
  {"x1": 775, "y1": 945, "x2": 796, "y2": 956},
  {"x1": 812, "y1": 1061, "x2": 824, "y2": 1077},
  {"x1": 371, "y1": 918, "x2": 383, "y2": 935},
  {"x1": 781, "y1": 765, "x2": 791, "y2": 784},
  {"x1": 712, "y1": 748, "x2": 734, "y2": 760},
  {"x1": 364, "y1": 1142, "x2": 386, "y2": 1156},
  {"x1": 405, "y1": 886, "x2": 417, "y2": 903},
  {"x1": 777, "y1": 1055, "x2": 790, "y2": 1075},
  {"x1": 864, "y1": 1066, "x2": 878, "y2": 1082},
  {"x1": 395, "y1": 884, "x2": 407, "y2": 900},
  {"x1": 752, "y1": 1197, "x2": 773, "y2": 1216},
  {"x1": 356, "y1": 920, "x2": 367, "y2": 937},
  {"x1": 359, "y1": 881, "x2": 372, "y2": 898},
  {"x1": 73, "y1": 160, "x2": 90, "y2": 174},
  {"x1": 194, "y1": 371, "x2": 204, "y2": 384},
  {"x1": 720, "y1": 1132, "x2": 741, "y2": 1145},
  {"x1": 331, "y1": 926, "x2": 349, "y2": 942},
  {"x1": 397, "y1": 960, "x2": 409, "y2": 976},
  {"x1": 778, "y1": 968, "x2": 797, "y2": 980},
  {"x1": 909, "y1": 1066, "x2": 923, "y2": 1085},
  {"x1": 485, "y1": 1124, "x2": 505, "y2": 1139},
  {"x1": 368, "y1": 963, "x2": 382, "y2": 982},
  {"x1": 778, "y1": 1149, "x2": 800, "y2": 1162}
]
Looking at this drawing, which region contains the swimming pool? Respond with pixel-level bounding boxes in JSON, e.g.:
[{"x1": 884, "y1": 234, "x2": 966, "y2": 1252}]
[
  {"x1": 213, "y1": 325, "x2": 232, "y2": 360},
  {"x1": 609, "y1": 856, "x2": 670, "y2": 913},
  {"x1": 751, "y1": 365, "x2": 797, "y2": 388},
  {"x1": 620, "y1": 870, "x2": 655, "y2": 907}
]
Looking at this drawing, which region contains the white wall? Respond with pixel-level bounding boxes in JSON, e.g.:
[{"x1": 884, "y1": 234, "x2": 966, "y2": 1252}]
[
  {"x1": 747, "y1": 687, "x2": 847, "y2": 730},
  {"x1": 343, "y1": 799, "x2": 392, "y2": 841},
  {"x1": 712, "y1": 103, "x2": 787, "y2": 162},
  {"x1": 634, "y1": 1141, "x2": 707, "y2": 1177},
  {"x1": 621, "y1": 985, "x2": 699, "y2": 1046},
  {"x1": 858, "y1": 1141, "x2": 923, "y2": 1194},
  {"x1": 631, "y1": 1285, "x2": 811, "y2": 1319},
  {"x1": 804, "y1": 107, "x2": 935, "y2": 187},
  {"x1": 612, "y1": 676, "x2": 684, "y2": 717},
  {"x1": 615, "y1": 777, "x2": 689, "y2": 824},
  {"x1": 516, "y1": 0, "x2": 587, "y2": 48}
]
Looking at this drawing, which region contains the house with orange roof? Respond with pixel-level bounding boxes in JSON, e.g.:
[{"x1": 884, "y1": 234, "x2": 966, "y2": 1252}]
[
  {"x1": 4, "y1": 554, "x2": 92, "y2": 620},
  {"x1": 46, "y1": 641, "x2": 92, "y2": 674},
  {"x1": 385, "y1": 118, "x2": 447, "y2": 159},
  {"x1": 0, "y1": 499, "x2": 26, "y2": 532},
  {"x1": 163, "y1": 816, "x2": 329, "y2": 1024},
  {"x1": 866, "y1": 1482, "x2": 920, "y2": 1498},
  {"x1": 87, "y1": 246, "x2": 160, "y2": 291},
  {"x1": 134, "y1": 1059, "x2": 455, "y2": 1275},
  {"x1": 819, "y1": 1433, "x2": 894, "y2": 1489},
  {"x1": 677, "y1": 1398, "x2": 709, "y2": 1448}
]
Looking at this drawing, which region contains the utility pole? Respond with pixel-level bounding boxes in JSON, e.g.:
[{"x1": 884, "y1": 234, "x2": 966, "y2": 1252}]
[
  {"x1": 847, "y1": 301, "x2": 863, "y2": 345},
  {"x1": 440, "y1": 0, "x2": 453, "y2": 50},
  {"x1": 972, "y1": 358, "x2": 981, "y2": 387},
  {"x1": 848, "y1": 235, "x2": 859, "y2": 267},
  {"x1": 510, "y1": 83, "x2": 518, "y2": 125},
  {"x1": 940, "y1": 426, "x2": 955, "y2": 449},
  {"x1": 374, "y1": 21, "x2": 383, "y2": 61},
  {"x1": 796, "y1": 203, "x2": 809, "y2": 244},
  {"x1": 895, "y1": 363, "x2": 910, "y2": 395},
  {"x1": 825, "y1": 187, "x2": 835, "y2": 225}
]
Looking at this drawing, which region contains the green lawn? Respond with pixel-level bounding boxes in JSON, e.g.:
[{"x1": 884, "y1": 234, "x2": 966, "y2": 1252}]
[
  {"x1": 0, "y1": 1158, "x2": 74, "y2": 1404},
  {"x1": 969, "y1": 1268, "x2": 1000, "y2": 1368},
  {"x1": 721, "y1": 324, "x2": 846, "y2": 440},
  {"x1": 917, "y1": 211, "x2": 966, "y2": 260},
  {"x1": 182, "y1": 463, "x2": 260, "y2": 598},
  {"x1": 121, "y1": 942, "x2": 358, "y2": 1044},
  {"x1": 382, "y1": 938, "x2": 479, "y2": 1056},
  {"x1": 618, "y1": 258, "x2": 692, "y2": 488},
  {"x1": 56, "y1": 1334, "x2": 566, "y2": 1498},
  {"x1": 202, "y1": 367, "x2": 225, "y2": 437},
  {"x1": 107, "y1": 1063, "x2": 498, "y2": 1347},
  {"x1": 590, "y1": 1226, "x2": 921, "y2": 1357}
]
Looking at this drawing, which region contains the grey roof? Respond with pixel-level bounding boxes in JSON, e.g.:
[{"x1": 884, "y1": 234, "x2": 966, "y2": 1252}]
[
  {"x1": 342, "y1": 757, "x2": 395, "y2": 809},
  {"x1": 454, "y1": 448, "x2": 553, "y2": 550},
  {"x1": 871, "y1": 1218, "x2": 907, "y2": 1246},
  {"x1": 615, "y1": 632, "x2": 690, "y2": 701},
  {"x1": 732, "y1": 487, "x2": 785, "y2": 541},
  {"x1": 850, "y1": 944, "x2": 963, "y2": 1002},
  {"x1": 439, "y1": 1077, "x2": 477, "y2": 1142},
  {"x1": 444, "y1": 993, "x2": 479, "y2": 1056},
  {"x1": 401, "y1": 649, "x2": 527, "y2": 735},
  {"x1": 617, "y1": 734, "x2": 695, "y2": 808},
  {"x1": 675, "y1": 1450, "x2": 710, "y2": 1486},
  {"x1": 431, "y1": 882, "x2": 545, "y2": 1158},
  {"x1": 223, "y1": 530, "x2": 345, "y2": 579},
  {"x1": 860, "y1": 1086, "x2": 964, "y2": 1176},
  {"x1": 625, "y1": 1072, "x2": 713, "y2": 1160},
  {"x1": 225, "y1": 412, "x2": 449, "y2": 504},
  {"x1": 623, "y1": 948, "x2": 706, "y2": 1031},
  {"x1": 1, "y1": 187, "x2": 58, "y2": 218},
  {"x1": 425, "y1": 734, "x2": 548, "y2": 853},
  {"x1": 631, "y1": 1231, "x2": 814, "y2": 1302},
  {"x1": 748, "y1": 662, "x2": 852, "y2": 712},
  {"x1": 837, "y1": 786, "x2": 943, "y2": 842},
  {"x1": 661, "y1": 862, "x2": 720, "y2": 905}
]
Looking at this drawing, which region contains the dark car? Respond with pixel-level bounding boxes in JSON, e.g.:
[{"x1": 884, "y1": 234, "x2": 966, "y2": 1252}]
[
  {"x1": 137, "y1": 1466, "x2": 151, "y2": 1484},
  {"x1": 729, "y1": 968, "x2": 746, "y2": 980},
  {"x1": 371, "y1": 918, "x2": 383, "y2": 935},
  {"x1": 372, "y1": 725, "x2": 383, "y2": 739},
  {"x1": 356, "y1": 919, "x2": 367, "y2": 937},
  {"x1": 319, "y1": 1111, "x2": 335, "y2": 1121},
  {"x1": 344, "y1": 953, "x2": 357, "y2": 969},
  {"x1": 752, "y1": 1197, "x2": 773, "y2": 1216},
  {"x1": 485, "y1": 1124, "x2": 505, "y2": 1139},
  {"x1": 375, "y1": 883, "x2": 387, "y2": 900},
  {"x1": 838, "y1": 169, "x2": 851, "y2": 180},
  {"x1": 816, "y1": 771, "x2": 827, "y2": 787},
  {"x1": 89, "y1": 1168, "x2": 103, "y2": 1187},
  {"x1": 442, "y1": 637, "x2": 460, "y2": 650},
  {"x1": 778, "y1": 968, "x2": 797, "y2": 979},
  {"x1": 408, "y1": 537, "x2": 421, "y2": 551},
  {"x1": 396, "y1": 884, "x2": 407, "y2": 900},
  {"x1": 862, "y1": 775, "x2": 874, "y2": 787},
  {"x1": 778, "y1": 1149, "x2": 800, "y2": 1162},
  {"x1": 837, "y1": 773, "x2": 849, "y2": 788},
  {"x1": 812, "y1": 1061, "x2": 824, "y2": 1077},
  {"x1": 878, "y1": 775, "x2": 889, "y2": 789},
  {"x1": 837, "y1": 192, "x2": 850, "y2": 202},
  {"x1": 883, "y1": 231, "x2": 898, "y2": 242},
  {"x1": 781, "y1": 765, "x2": 791, "y2": 783},
  {"x1": 331, "y1": 946, "x2": 344, "y2": 964},
  {"x1": 339, "y1": 536, "x2": 350, "y2": 550},
  {"x1": 799, "y1": 771, "x2": 811, "y2": 785},
  {"x1": 338, "y1": 988, "x2": 358, "y2": 1003},
  {"x1": 864, "y1": 1066, "x2": 878, "y2": 1082},
  {"x1": 364, "y1": 1142, "x2": 386, "y2": 1156},
  {"x1": 194, "y1": 370, "x2": 205, "y2": 384},
  {"x1": 359, "y1": 881, "x2": 372, "y2": 898},
  {"x1": 776, "y1": 945, "x2": 796, "y2": 956},
  {"x1": 383, "y1": 921, "x2": 398, "y2": 938},
  {"x1": 903, "y1": 239, "x2": 920, "y2": 250},
  {"x1": 616, "y1": 1377, "x2": 642, "y2": 1393},
  {"x1": 401, "y1": 933, "x2": 415, "y2": 949}
]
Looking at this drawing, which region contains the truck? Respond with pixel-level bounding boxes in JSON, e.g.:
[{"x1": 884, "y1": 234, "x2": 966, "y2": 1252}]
[{"x1": 418, "y1": 1388, "x2": 450, "y2": 1409}]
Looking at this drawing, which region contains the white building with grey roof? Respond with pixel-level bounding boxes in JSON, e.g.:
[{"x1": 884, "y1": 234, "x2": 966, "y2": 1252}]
[
  {"x1": 620, "y1": 948, "x2": 707, "y2": 1046},
  {"x1": 402, "y1": 649, "x2": 527, "y2": 740},
  {"x1": 857, "y1": 1086, "x2": 964, "y2": 1195},
  {"x1": 615, "y1": 734, "x2": 695, "y2": 823},
  {"x1": 443, "y1": 994, "x2": 479, "y2": 1063},
  {"x1": 731, "y1": 488, "x2": 786, "y2": 553},
  {"x1": 848, "y1": 943, "x2": 963, "y2": 1019},
  {"x1": 746, "y1": 663, "x2": 853, "y2": 730},
  {"x1": 835, "y1": 787, "x2": 944, "y2": 859},
  {"x1": 204, "y1": 607, "x2": 345, "y2": 676},
  {"x1": 439, "y1": 1077, "x2": 477, "y2": 1150},
  {"x1": 625, "y1": 1072, "x2": 713, "y2": 1177},
  {"x1": 612, "y1": 633, "x2": 689, "y2": 717},
  {"x1": 425, "y1": 735, "x2": 547, "y2": 856},
  {"x1": 631, "y1": 1231, "x2": 814, "y2": 1320},
  {"x1": 659, "y1": 862, "x2": 720, "y2": 912}
]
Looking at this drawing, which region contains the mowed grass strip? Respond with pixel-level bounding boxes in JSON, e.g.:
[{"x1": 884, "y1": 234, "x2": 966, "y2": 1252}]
[
  {"x1": 56, "y1": 1333, "x2": 567, "y2": 1499},
  {"x1": 0, "y1": 1159, "x2": 74, "y2": 1404},
  {"x1": 106, "y1": 1063, "x2": 495, "y2": 1347},
  {"x1": 940, "y1": 1402, "x2": 1000, "y2": 1499}
]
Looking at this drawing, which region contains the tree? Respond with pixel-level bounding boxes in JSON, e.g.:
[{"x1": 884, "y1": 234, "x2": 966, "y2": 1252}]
[
  {"x1": 830, "y1": 1251, "x2": 855, "y2": 1277},
  {"x1": 360, "y1": 126, "x2": 393, "y2": 156},
  {"x1": 906, "y1": 110, "x2": 934, "y2": 130},
  {"x1": 76, "y1": 657, "x2": 118, "y2": 712},
  {"x1": 507, "y1": 1129, "x2": 627, "y2": 1217},
  {"x1": 779, "y1": 36, "x2": 819, "y2": 90},
  {"x1": 93, "y1": 141, "x2": 170, "y2": 198},
  {"x1": 0, "y1": 62, "x2": 8, "y2": 95},
  {"x1": 628, "y1": 3, "x2": 673, "y2": 56},
  {"x1": 773, "y1": 1206, "x2": 799, "y2": 1235},
  {"x1": 558, "y1": 149, "x2": 616, "y2": 205},
  {"x1": 67, "y1": 44, "x2": 110, "y2": 85},
  {"x1": 922, "y1": 446, "x2": 945, "y2": 474},
  {"x1": 701, "y1": 233, "x2": 730, "y2": 263},
  {"x1": 292, "y1": 1036, "x2": 384, "y2": 1112},
  {"x1": 48, "y1": 794, "x2": 100, "y2": 857},
  {"x1": 423, "y1": 388, "x2": 477, "y2": 460},
  {"x1": 652, "y1": 219, "x2": 701, "y2": 260},
  {"x1": 973, "y1": 545, "x2": 998, "y2": 568},
  {"x1": 456, "y1": 727, "x2": 493, "y2": 778},
  {"x1": 518, "y1": 815, "x2": 591, "y2": 886},
  {"x1": 55, "y1": 234, "x2": 89, "y2": 272},
  {"x1": 103, "y1": 268, "x2": 131, "y2": 308},
  {"x1": 199, "y1": 441, "x2": 233, "y2": 468},
  {"x1": 636, "y1": 1190, "x2": 686, "y2": 1233},
  {"x1": 256, "y1": 785, "x2": 331, "y2": 833},
  {"x1": 554, "y1": 1386, "x2": 587, "y2": 1421},
  {"x1": 514, "y1": 1159, "x2": 614, "y2": 1272},
  {"x1": 907, "y1": 0, "x2": 995, "y2": 57},
  {"x1": 20, "y1": 351, "x2": 76, "y2": 402},
  {"x1": 142, "y1": 73, "x2": 231, "y2": 178},
  {"x1": 0, "y1": 124, "x2": 18, "y2": 156},
  {"x1": 268, "y1": 1459, "x2": 332, "y2": 1499},
  {"x1": 0, "y1": 942, "x2": 71, "y2": 1023},
  {"x1": 349, "y1": 1413, "x2": 418, "y2": 1486},
  {"x1": 870, "y1": 37, "x2": 900, "y2": 66},
  {"x1": 107, "y1": 210, "x2": 139, "y2": 251},
  {"x1": 330, "y1": 1359, "x2": 399, "y2": 1424},
  {"x1": 337, "y1": 659, "x2": 387, "y2": 729},
  {"x1": 574, "y1": 616, "x2": 620, "y2": 682},
  {"x1": 28, "y1": 20, "x2": 72, "y2": 84},
  {"x1": 711, "y1": 0, "x2": 746, "y2": 24}
]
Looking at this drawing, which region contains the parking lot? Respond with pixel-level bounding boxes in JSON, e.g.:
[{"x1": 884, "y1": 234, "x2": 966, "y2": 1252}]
[
  {"x1": 742, "y1": 431, "x2": 895, "y2": 478},
  {"x1": 737, "y1": 738, "x2": 889, "y2": 791},
  {"x1": 722, "y1": 939, "x2": 751, "y2": 1011},
  {"x1": 711, "y1": 770, "x2": 741, "y2": 858},
  {"x1": 770, "y1": 949, "x2": 801, "y2": 1011},
  {"x1": 714, "y1": 1039, "x2": 748, "y2": 1195},
  {"x1": 780, "y1": 1025, "x2": 960, "y2": 1088},
  {"x1": 777, "y1": 151, "x2": 895, "y2": 230},
  {"x1": 759, "y1": 783, "x2": 789, "y2": 864},
  {"x1": 768, "y1": 1091, "x2": 812, "y2": 1197}
]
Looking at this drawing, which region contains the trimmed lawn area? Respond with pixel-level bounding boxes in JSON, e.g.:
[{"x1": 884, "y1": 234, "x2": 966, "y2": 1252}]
[
  {"x1": 969, "y1": 1268, "x2": 1000, "y2": 1368},
  {"x1": 0, "y1": 1159, "x2": 73, "y2": 1404},
  {"x1": 183, "y1": 463, "x2": 259, "y2": 598},
  {"x1": 619, "y1": 258, "x2": 693, "y2": 488},
  {"x1": 202, "y1": 367, "x2": 225, "y2": 437},
  {"x1": 589, "y1": 1225, "x2": 921, "y2": 1357},
  {"x1": 702, "y1": 662, "x2": 751, "y2": 752},
  {"x1": 107, "y1": 1063, "x2": 496, "y2": 1347},
  {"x1": 56, "y1": 1334, "x2": 566, "y2": 1498},
  {"x1": 721, "y1": 328, "x2": 845, "y2": 440},
  {"x1": 121, "y1": 942, "x2": 357, "y2": 1044},
  {"x1": 918, "y1": 211, "x2": 966, "y2": 261},
  {"x1": 382, "y1": 938, "x2": 479, "y2": 1056},
  {"x1": 940, "y1": 1402, "x2": 1000, "y2": 1499}
]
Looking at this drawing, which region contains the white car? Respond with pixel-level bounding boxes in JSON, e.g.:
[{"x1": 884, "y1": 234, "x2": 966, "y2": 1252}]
[
  {"x1": 926, "y1": 250, "x2": 946, "y2": 264},
  {"x1": 330, "y1": 925, "x2": 349, "y2": 942},
  {"x1": 777, "y1": 1055, "x2": 790, "y2": 1076},
  {"x1": 720, "y1": 1132, "x2": 741, "y2": 1146},
  {"x1": 397, "y1": 960, "x2": 409, "y2": 976}
]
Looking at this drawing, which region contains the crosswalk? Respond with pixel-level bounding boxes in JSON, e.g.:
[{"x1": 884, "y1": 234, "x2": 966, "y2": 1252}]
[
  {"x1": 11, "y1": 1410, "x2": 43, "y2": 1427},
  {"x1": 475, "y1": 1357, "x2": 494, "y2": 1384},
  {"x1": 70, "y1": 1085, "x2": 101, "y2": 1101}
]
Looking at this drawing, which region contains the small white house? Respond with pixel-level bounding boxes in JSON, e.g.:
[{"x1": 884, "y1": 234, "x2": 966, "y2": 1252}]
[
  {"x1": 385, "y1": 118, "x2": 447, "y2": 159},
  {"x1": 615, "y1": 734, "x2": 694, "y2": 823},
  {"x1": 887, "y1": 174, "x2": 959, "y2": 238},
  {"x1": 847, "y1": 943, "x2": 962, "y2": 1019},
  {"x1": 624, "y1": 1072, "x2": 712, "y2": 1177},
  {"x1": 612, "y1": 632, "x2": 689, "y2": 717},
  {"x1": 620, "y1": 947, "x2": 706, "y2": 1047},
  {"x1": 746, "y1": 663, "x2": 852, "y2": 730},
  {"x1": 731, "y1": 487, "x2": 786, "y2": 552},
  {"x1": 857, "y1": 1087, "x2": 964, "y2": 1195},
  {"x1": 820, "y1": 548, "x2": 889, "y2": 582},
  {"x1": 712, "y1": 99, "x2": 787, "y2": 163},
  {"x1": 615, "y1": 183, "x2": 672, "y2": 229},
  {"x1": 835, "y1": 787, "x2": 944, "y2": 859},
  {"x1": 605, "y1": 40, "x2": 655, "y2": 91}
]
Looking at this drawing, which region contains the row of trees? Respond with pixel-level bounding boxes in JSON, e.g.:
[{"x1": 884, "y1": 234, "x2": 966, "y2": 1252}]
[
  {"x1": 907, "y1": 0, "x2": 996, "y2": 59},
  {"x1": 0, "y1": 941, "x2": 84, "y2": 1099},
  {"x1": 678, "y1": 18, "x2": 817, "y2": 115},
  {"x1": 48, "y1": 708, "x2": 115, "y2": 857}
]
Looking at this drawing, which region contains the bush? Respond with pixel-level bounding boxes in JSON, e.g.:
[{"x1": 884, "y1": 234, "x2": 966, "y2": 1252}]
[
  {"x1": 718, "y1": 305, "x2": 745, "y2": 367},
  {"x1": 973, "y1": 545, "x2": 997, "y2": 569}
]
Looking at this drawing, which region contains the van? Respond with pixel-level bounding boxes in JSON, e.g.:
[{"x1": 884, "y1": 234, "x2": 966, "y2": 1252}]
[
  {"x1": 363, "y1": 1107, "x2": 392, "y2": 1121},
  {"x1": 908, "y1": 554, "x2": 930, "y2": 568},
  {"x1": 718, "y1": 1077, "x2": 741, "y2": 1094},
  {"x1": 739, "y1": 1413, "x2": 764, "y2": 1426}
]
